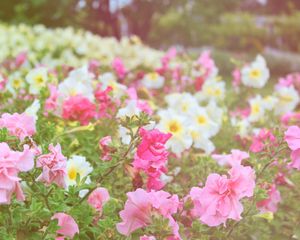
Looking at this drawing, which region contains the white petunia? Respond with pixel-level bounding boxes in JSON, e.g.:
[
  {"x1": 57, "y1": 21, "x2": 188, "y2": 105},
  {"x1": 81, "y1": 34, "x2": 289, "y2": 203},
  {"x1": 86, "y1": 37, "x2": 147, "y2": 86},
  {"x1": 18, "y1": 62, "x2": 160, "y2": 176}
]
[
  {"x1": 117, "y1": 100, "x2": 141, "y2": 118},
  {"x1": 141, "y1": 72, "x2": 165, "y2": 89},
  {"x1": 195, "y1": 78, "x2": 226, "y2": 102},
  {"x1": 6, "y1": 72, "x2": 25, "y2": 95},
  {"x1": 241, "y1": 55, "x2": 270, "y2": 88},
  {"x1": 248, "y1": 95, "x2": 266, "y2": 123},
  {"x1": 99, "y1": 72, "x2": 127, "y2": 99},
  {"x1": 25, "y1": 99, "x2": 40, "y2": 121},
  {"x1": 274, "y1": 86, "x2": 300, "y2": 115},
  {"x1": 25, "y1": 67, "x2": 48, "y2": 94},
  {"x1": 65, "y1": 155, "x2": 93, "y2": 188}
]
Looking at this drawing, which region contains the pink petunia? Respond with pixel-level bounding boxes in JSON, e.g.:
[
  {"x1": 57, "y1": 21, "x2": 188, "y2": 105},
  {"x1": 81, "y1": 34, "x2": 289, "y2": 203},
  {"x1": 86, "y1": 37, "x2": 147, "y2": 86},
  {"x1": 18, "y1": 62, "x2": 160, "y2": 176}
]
[
  {"x1": 62, "y1": 94, "x2": 96, "y2": 125},
  {"x1": 140, "y1": 235, "x2": 156, "y2": 240},
  {"x1": 0, "y1": 112, "x2": 36, "y2": 141},
  {"x1": 212, "y1": 149, "x2": 249, "y2": 167},
  {"x1": 116, "y1": 189, "x2": 180, "y2": 239},
  {"x1": 52, "y1": 213, "x2": 79, "y2": 239},
  {"x1": 0, "y1": 143, "x2": 34, "y2": 204},
  {"x1": 133, "y1": 128, "x2": 172, "y2": 190},
  {"x1": 99, "y1": 136, "x2": 113, "y2": 161},
  {"x1": 190, "y1": 165, "x2": 255, "y2": 227},
  {"x1": 87, "y1": 187, "x2": 110, "y2": 212},
  {"x1": 112, "y1": 57, "x2": 127, "y2": 79},
  {"x1": 257, "y1": 184, "x2": 281, "y2": 213},
  {"x1": 36, "y1": 143, "x2": 67, "y2": 188},
  {"x1": 284, "y1": 126, "x2": 300, "y2": 151}
]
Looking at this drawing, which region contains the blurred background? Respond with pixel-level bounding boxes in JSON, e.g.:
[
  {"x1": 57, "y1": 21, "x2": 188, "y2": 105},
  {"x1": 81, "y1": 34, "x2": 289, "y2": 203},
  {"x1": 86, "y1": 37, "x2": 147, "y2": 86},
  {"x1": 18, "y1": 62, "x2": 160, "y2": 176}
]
[{"x1": 1, "y1": 0, "x2": 300, "y2": 75}]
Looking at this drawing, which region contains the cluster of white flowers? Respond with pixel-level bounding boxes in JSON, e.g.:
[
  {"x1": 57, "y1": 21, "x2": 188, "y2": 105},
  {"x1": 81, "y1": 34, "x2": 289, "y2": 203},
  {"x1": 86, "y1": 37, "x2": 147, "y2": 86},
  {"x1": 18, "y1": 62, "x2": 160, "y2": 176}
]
[
  {"x1": 157, "y1": 93, "x2": 223, "y2": 155},
  {"x1": 0, "y1": 24, "x2": 163, "y2": 69}
]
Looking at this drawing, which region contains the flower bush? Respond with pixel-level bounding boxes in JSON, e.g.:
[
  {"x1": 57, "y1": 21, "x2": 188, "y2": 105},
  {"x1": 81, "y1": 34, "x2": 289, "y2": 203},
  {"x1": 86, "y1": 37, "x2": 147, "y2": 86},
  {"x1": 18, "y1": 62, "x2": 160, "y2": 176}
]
[{"x1": 0, "y1": 24, "x2": 300, "y2": 240}]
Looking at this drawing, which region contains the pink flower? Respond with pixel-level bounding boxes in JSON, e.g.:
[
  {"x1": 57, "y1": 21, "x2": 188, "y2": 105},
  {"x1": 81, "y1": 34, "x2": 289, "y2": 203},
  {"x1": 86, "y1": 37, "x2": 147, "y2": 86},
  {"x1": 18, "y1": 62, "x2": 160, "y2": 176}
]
[
  {"x1": 45, "y1": 84, "x2": 59, "y2": 113},
  {"x1": 87, "y1": 187, "x2": 110, "y2": 212},
  {"x1": 0, "y1": 143, "x2": 34, "y2": 204},
  {"x1": 281, "y1": 112, "x2": 300, "y2": 126},
  {"x1": 190, "y1": 165, "x2": 255, "y2": 227},
  {"x1": 133, "y1": 128, "x2": 172, "y2": 190},
  {"x1": 140, "y1": 235, "x2": 156, "y2": 240},
  {"x1": 127, "y1": 88, "x2": 153, "y2": 115},
  {"x1": 284, "y1": 126, "x2": 300, "y2": 151},
  {"x1": 250, "y1": 129, "x2": 276, "y2": 153},
  {"x1": 117, "y1": 189, "x2": 180, "y2": 239},
  {"x1": 99, "y1": 136, "x2": 113, "y2": 161},
  {"x1": 212, "y1": 149, "x2": 249, "y2": 167},
  {"x1": 52, "y1": 213, "x2": 79, "y2": 239},
  {"x1": 0, "y1": 112, "x2": 36, "y2": 141},
  {"x1": 289, "y1": 148, "x2": 300, "y2": 170},
  {"x1": 36, "y1": 144, "x2": 67, "y2": 188},
  {"x1": 257, "y1": 184, "x2": 281, "y2": 213},
  {"x1": 95, "y1": 86, "x2": 116, "y2": 118},
  {"x1": 232, "y1": 68, "x2": 241, "y2": 88},
  {"x1": 62, "y1": 95, "x2": 96, "y2": 125},
  {"x1": 112, "y1": 57, "x2": 127, "y2": 79}
]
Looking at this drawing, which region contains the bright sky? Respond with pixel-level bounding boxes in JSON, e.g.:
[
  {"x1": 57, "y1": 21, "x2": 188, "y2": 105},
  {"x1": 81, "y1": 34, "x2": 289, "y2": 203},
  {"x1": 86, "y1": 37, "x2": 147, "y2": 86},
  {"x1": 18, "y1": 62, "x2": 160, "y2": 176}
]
[{"x1": 110, "y1": 0, "x2": 132, "y2": 12}]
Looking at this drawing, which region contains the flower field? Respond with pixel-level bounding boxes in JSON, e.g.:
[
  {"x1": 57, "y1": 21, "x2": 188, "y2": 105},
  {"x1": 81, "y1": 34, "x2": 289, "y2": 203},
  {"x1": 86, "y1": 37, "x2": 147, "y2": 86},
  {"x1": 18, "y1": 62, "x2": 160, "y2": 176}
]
[{"x1": 0, "y1": 24, "x2": 300, "y2": 240}]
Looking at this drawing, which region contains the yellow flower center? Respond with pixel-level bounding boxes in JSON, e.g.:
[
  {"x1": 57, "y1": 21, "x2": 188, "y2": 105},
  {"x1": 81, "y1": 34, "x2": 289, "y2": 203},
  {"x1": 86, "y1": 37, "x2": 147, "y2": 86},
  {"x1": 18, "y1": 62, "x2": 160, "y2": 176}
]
[
  {"x1": 251, "y1": 103, "x2": 260, "y2": 114},
  {"x1": 250, "y1": 69, "x2": 262, "y2": 79},
  {"x1": 68, "y1": 167, "x2": 77, "y2": 180},
  {"x1": 34, "y1": 75, "x2": 45, "y2": 85},
  {"x1": 12, "y1": 79, "x2": 21, "y2": 89},
  {"x1": 197, "y1": 115, "x2": 207, "y2": 125},
  {"x1": 280, "y1": 95, "x2": 293, "y2": 102},
  {"x1": 168, "y1": 120, "x2": 181, "y2": 133},
  {"x1": 149, "y1": 73, "x2": 158, "y2": 81}
]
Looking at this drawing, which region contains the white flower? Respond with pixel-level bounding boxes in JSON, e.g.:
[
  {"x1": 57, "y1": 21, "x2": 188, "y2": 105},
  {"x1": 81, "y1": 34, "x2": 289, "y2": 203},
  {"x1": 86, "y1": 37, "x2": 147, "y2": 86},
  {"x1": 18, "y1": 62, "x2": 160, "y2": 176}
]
[
  {"x1": 65, "y1": 155, "x2": 93, "y2": 188},
  {"x1": 165, "y1": 92, "x2": 199, "y2": 115},
  {"x1": 157, "y1": 109, "x2": 192, "y2": 156},
  {"x1": 25, "y1": 99, "x2": 40, "y2": 121},
  {"x1": 195, "y1": 78, "x2": 226, "y2": 102},
  {"x1": 99, "y1": 72, "x2": 127, "y2": 99},
  {"x1": 189, "y1": 126, "x2": 215, "y2": 154},
  {"x1": 25, "y1": 67, "x2": 48, "y2": 94},
  {"x1": 141, "y1": 72, "x2": 165, "y2": 89},
  {"x1": 241, "y1": 55, "x2": 269, "y2": 88},
  {"x1": 117, "y1": 100, "x2": 141, "y2": 118},
  {"x1": 231, "y1": 118, "x2": 251, "y2": 138},
  {"x1": 205, "y1": 100, "x2": 224, "y2": 126},
  {"x1": 248, "y1": 95, "x2": 266, "y2": 123},
  {"x1": 274, "y1": 86, "x2": 300, "y2": 115},
  {"x1": 6, "y1": 72, "x2": 25, "y2": 95},
  {"x1": 263, "y1": 95, "x2": 278, "y2": 111}
]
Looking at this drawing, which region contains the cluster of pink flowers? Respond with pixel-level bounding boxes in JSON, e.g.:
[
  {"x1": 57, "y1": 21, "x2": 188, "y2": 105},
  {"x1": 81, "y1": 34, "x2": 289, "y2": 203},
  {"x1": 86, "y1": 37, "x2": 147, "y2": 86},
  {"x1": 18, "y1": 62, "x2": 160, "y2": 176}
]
[
  {"x1": 62, "y1": 95, "x2": 96, "y2": 125},
  {"x1": 95, "y1": 86, "x2": 116, "y2": 118},
  {"x1": 285, "y1": 125, "x2": 300, "y2": 170},
  {"x1": 52, "y1": 213, "x2": 79, "y2": 239},
  {"x1": 0, "y1": 142, "x2": 34, "y2": 204},
  {"x1": 189, "y1": 164, "x2": 255, "y2": 227},
  {"x1": 36, "y1": 143, "x2": 67, "y2": 188},
  {"x1": 117, "y1": 188, "x2": 180, "y2": 239},
  {"x1": 44, "y1": 84, "x2": 59, "y2": 114},
  {"x1": 250, "y1": 129, "x2": 276, "y2": 153},
  {"x1": 127, "y1": 88, "x2": 153, "y2": 115},
  {"x1": 133, "y1": 128, "x2": 172, "y2": 190},
  {"x1": 0, "y1": 112, "x2": 36, "y2": 140}
]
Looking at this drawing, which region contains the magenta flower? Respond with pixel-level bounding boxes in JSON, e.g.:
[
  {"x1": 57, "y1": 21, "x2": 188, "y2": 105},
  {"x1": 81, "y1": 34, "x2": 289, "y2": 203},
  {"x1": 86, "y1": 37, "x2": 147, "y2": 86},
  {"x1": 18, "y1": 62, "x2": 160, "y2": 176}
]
[
  {"x1": 257, "y1": 184, "x2": 281, "y2": 213},
  {"x1": 62, "y1": 95, "x2": 96, "y2": 125}
]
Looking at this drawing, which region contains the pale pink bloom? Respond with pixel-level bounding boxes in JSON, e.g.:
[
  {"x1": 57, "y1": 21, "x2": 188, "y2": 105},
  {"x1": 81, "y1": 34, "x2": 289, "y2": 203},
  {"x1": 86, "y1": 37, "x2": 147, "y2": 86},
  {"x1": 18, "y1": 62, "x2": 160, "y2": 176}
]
[
  {"x1": 0, "y1": 143, "x2": 34, "y2": 204},
  {"x1": 112, "y1": 57, "x2": 127, "y2": 79},
  {"x1": 281, "y1": 112, "x2": 300, "y2": 126},
  {"x1": 212, "y1": 149, "x2": 249, "y2": 167},
  {"x1": 161, "y1": 47, "x2": 177, "y2": 68},
  {"x1": 140, "y1": 235, "x2": 156, "y2": 240},
  {"x1": 289, "y1": 148, "x2": 300, "y2": 170},
  {"x1": 0, "y1": 112, "x2": 36, "y2": 141},
  {"x1": 52, "y1": 213, "x2": 79, "y2": 239},
  {"x1": 117, "y1": 189, "x2": 180, "y2": 239},
  {"x1": 87, "y1": 187, "x2": 110, "y2": 212},
  {"x1": 133, "y1": 128, "x2": 172, "y2": 190},
  {"x1": 14, "y1": 52, "x2": 27, "y2": 68},
  {"x1": 88, "y1": 59, "x2": 100, "y2": 74},
  {"x1": 232, "y1": 68, "x2": 241, "y2": 88},
  {"x1": 284, "y1": 126, "x2": 300, "y2": 151},
  {"x1": 36, "y1": 144, "x2": 67, "y2": 187},
  {"x1": 99, "y1": 136, "x2": 113, "y2": 161},
  {"x1": 190, "y1": 165, "x2": 255, "y2": 227},
  {"x1": 45, "y1": 84, "x2": 59, "y2": 113},
  {"x1": 62, "y1": 95, "x2": 96, "y2": 125},
  {"x1": 250, "y1": 129, "x2": 276, "y2": 153},
  {"x1": 257, "y1": 184, "x2": 281, "y2": 213},
  {"x1": 127, "y1": 88, "x2": 153, "y2": 115}
]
